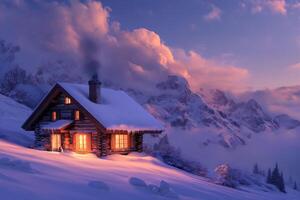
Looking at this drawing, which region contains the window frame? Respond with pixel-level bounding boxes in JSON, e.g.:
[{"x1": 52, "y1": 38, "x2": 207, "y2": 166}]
[
  {"x1": 64, "y1": 97, "x2": 71, "y2": 105},
  {"x1": 78, "y1": 134, "x2": 87, "y2": 151},
  {"x1": 74, "y1": 110, "x2": 80, "y2": 120},
  {"x1": 113, "y1": 134, "x2": 129, "y2": 150},
  {"x1": 51, "y1": 134, "x2": 61, "y2": 151},
  {"x1": 52, "y1": 111, "x2": 57, "y2": 121}
]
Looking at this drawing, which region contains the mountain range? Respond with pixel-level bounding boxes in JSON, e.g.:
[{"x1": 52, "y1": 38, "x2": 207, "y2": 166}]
[{"x1": 128, "y1": 75, "x2": 300, "y2": 148}]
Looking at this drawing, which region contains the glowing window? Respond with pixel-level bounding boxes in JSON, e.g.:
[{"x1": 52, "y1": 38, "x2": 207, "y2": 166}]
[
  {"x1": 114, "y1": 134, "x2": 128, "y2": 150},
  {"x1": 51, "y1": 134, "x2": 61, "y2": 151},
  {"x1": 52, "y1": 111, "x2": 57, "y2": 121},
  {"x1": 65, "y1": 97, "x2": 71, "y2": 104},
  {"x1": 78, "y1": 134, "x2": 87, "y2": 151},
  {"x1": 75, "y1": 110, "x2": 80, "y2": 120}
]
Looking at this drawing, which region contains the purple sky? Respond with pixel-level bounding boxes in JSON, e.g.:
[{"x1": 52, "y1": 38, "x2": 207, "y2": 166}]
[
  {"x1": 0, "y1": 0, "x2": 300, "y2": 91},
  {"x1": 100, "y1": 0, "x2": 300, "y2": 90}
]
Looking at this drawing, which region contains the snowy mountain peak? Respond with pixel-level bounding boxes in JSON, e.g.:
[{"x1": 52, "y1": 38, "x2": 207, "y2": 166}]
[
  {"x1": 199, "y1": 88, "x2": 236, "y2": 112},
  {"x1": 229, "y1": 99, "x2": 279, "y2": 132},
  {"x1": 245, "y1": 99, "x2": 262, "y2": 111},
  {"x1": 156, "y1": 75, "x2": 191, "y2": 96}
]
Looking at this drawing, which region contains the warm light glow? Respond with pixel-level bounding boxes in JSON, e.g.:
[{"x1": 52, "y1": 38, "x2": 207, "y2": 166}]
[
  {"x1": 52, "y1": 111, "x2": 57, "y2": 121},
  {"x1": 75, "y1": 110, "x2": 80, "y2": 120},
  {"x1": 78, "y1": 134, "x2": 87, "y2": 151},
  {"x1": 51, "y1": 134, "x2": 61, "y2": 151},
  {"x1": 65, "y1": 97, "x2": 71, "y2": 104},
  {"x1": 115, "y1": 134, "x2": 128, "y2": 150}
]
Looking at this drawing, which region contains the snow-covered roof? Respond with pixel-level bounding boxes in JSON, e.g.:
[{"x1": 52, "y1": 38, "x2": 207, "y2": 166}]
[
  {"x1": 40, "y1": 120, "x2": 73, "y2": 130},
  {"x1": 58, "y1": 83, "x2": 163, "y2": 132}
]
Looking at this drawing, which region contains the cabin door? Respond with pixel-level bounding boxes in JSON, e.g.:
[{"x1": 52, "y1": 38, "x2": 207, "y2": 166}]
[
  {"x1": 74, "y1": 133, "x2": 91, "y2": 153},
  {"x1": 51, "y1": 134, "x2": 62, "y2": 151}
]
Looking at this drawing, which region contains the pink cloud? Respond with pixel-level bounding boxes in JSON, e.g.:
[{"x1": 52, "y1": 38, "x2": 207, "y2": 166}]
[
  {"x1": 0, "y1": 0, "x2": 249, "y2": 92},
  {"x1": 289, "y1": 62, "x2": 300, "y2": 70},
  {"x1": 267, "y1": 0, "x2": 287, "y2": 14},
  {"x1": 171, "y1": 50, "x2": 249, "y2": 91},
  {"x1": 204, "y1": 5, "x2": 222, "y2": 21},
  {"x1": 249, "y1": 0, "x2": 287, "y2": 15}
]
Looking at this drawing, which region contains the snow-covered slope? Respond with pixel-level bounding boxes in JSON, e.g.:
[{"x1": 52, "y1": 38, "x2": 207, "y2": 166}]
[
  {"x1": 0, "y1": 140, "x2": 299, "y2": 200},
  {"x1": 0, "y1": 80, "x2": 298, "y2": 199},
  {"x1": 0, "y1": 94, "x2": 33, "y2": 146}
]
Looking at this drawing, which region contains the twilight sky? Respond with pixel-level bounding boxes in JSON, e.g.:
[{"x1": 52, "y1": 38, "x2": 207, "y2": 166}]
[
  {"x1": 0, "y1": 0, "x2": 300, "y2": 92},
  {"x1": 100, "y1": 0, "x2": 300, "y2": 90}
]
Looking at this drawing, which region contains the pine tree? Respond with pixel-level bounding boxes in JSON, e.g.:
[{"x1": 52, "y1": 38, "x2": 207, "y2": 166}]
[
  {"x1": 279, "y1": 172, "x2": 286, "y2": 193},
  {"x1": 253, "y1": 163, "x2": 259, "y2": 174},
  {"x1": 267, "y1": 168, "x2": 272, "y2": 184},
  {"x1": 294, "y1": 181, "x2": 298, "y2": 190},
  {"x1": 268, "y1": 163, "x2": 286, "y2": 193},
  {"x1": 271, "y1": 163, "x2": 280, "y2": 186}
]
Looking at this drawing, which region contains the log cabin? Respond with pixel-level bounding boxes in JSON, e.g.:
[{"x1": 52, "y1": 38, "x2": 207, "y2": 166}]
[{"x1": 22, "y1": 76, "x2": 163, "y2": 157}]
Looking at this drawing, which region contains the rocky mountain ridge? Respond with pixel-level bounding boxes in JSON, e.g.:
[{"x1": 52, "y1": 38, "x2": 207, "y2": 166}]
[{"x1": 128, "y1": 75, "x2": 300, "y2": 148}]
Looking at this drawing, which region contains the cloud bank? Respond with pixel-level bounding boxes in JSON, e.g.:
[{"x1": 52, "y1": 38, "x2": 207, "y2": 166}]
[{"x1": 0, "y1": 0, "x2": 249, "y2": 92}]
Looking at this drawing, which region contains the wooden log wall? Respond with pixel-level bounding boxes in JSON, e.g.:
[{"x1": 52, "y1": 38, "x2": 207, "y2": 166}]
[
  {"x1": 34, "y1": 126, "x2": 51, "y2": 151},
  {"x1": 98, "y1": 130, "x2": 110, "y2": 157},
  {"x1": 135, "y1": 134, "x2": 143, "y2": 152},
  {"x1": 38, "y1": 93, "x2": 96, "y2": 132},
  {"x1": 34, "y1": 92, "x2": 99, "y2": 152},
  {"x1": 93, "y1": 131, "x2": 101, "y2": 157}
]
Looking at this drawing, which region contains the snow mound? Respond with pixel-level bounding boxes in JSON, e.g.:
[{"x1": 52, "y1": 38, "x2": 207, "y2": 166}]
[
  {"x1": 158, "y1": 180, "x2": 178, "y2": 199},
  {"x1": 0, "y1": 157, "x2": 35, "y2": 174},
  {"x1": 88, "y1": 181, "x2": 110, "y2": 191},
  {"x1": 129, "y1": 177, "x2": 178, "y2": 198},
  {"x1": 129, "y1": 177, "x2": 147, "y2": 187}
]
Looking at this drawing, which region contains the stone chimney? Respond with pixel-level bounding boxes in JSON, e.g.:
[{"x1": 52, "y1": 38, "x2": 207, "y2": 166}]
[{"x1": 88, "y1": 74, "x2": 101, "y2": 103}]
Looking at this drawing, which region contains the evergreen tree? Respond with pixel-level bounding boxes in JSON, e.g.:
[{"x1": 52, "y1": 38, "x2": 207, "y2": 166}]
[
  {"x1": 267, "y1": 168, "x2": 272, "y2": 184},
  {"x1": 271, "y1": 163, "x2": 280, "y2": 186},
  {"x1": 279, "y1": 172, "x2": 286, "y2": 193},
  {"x1": 267, "y1": 164, "x2": 286, "y2": 193},
  {"x1": 294, "y1": 181, "x2": 298, "y2": 190},
  {"x1": 253, "y1": 163, "x2": 259, "y2": 174}
]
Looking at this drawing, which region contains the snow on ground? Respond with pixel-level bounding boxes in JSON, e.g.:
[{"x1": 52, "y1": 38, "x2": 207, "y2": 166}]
[
  {"x1": 0, "y1": 94, "x2": 33, "y2": 146},
  {"x1": 0, "y1": 91, "x2": 298, "y2": 199},
  {"x1": 0, "y1": 140, "x2": 299, "y2": 200}
]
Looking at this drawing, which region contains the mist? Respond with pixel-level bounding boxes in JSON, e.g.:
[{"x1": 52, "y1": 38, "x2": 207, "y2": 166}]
[{"x1": 168, "y1": 127, "x2": 300, "y2": 184}]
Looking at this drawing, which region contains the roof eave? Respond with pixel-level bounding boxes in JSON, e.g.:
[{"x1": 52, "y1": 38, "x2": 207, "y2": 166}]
[{"x1": 106, "y1": 129, "x2": 164, "y2": 134}]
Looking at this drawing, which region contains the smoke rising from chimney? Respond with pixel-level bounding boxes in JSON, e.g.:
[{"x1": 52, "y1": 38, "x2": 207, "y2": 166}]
[{"x1": 80, "y1": 37, "x2": 102, "y2": 78}]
